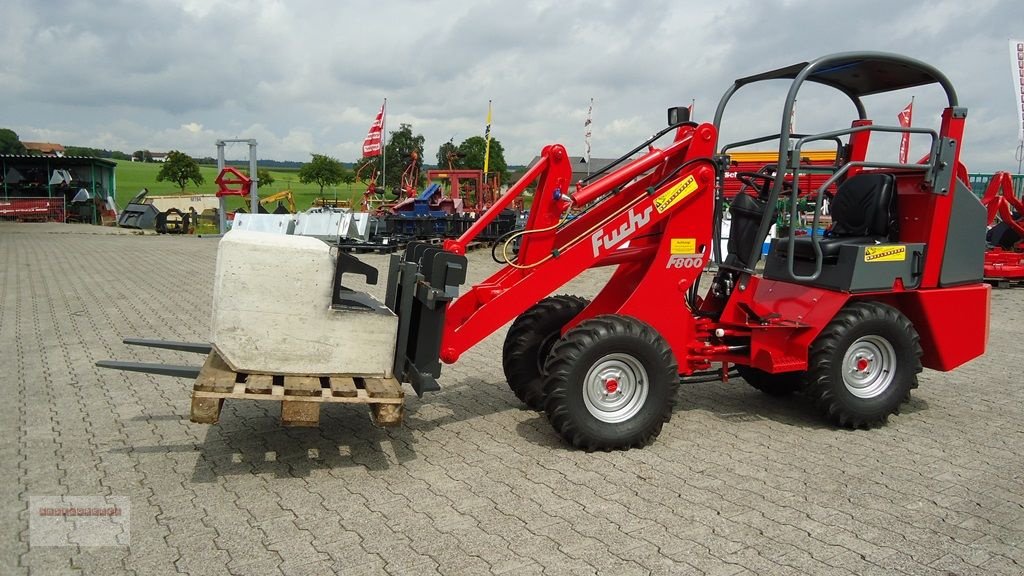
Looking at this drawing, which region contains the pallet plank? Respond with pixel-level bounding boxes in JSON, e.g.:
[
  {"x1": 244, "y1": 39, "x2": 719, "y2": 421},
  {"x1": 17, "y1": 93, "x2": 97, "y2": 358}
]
[
  {"x1": 370, "y1": 403, "x2": 403, "y2": 427},
  {"x1": 329, "y1": 376, "x2": 358, "y2": 398},
  {"x1": 193, "y1": 353, "x2": 236, "y2": 393},
  {"x1": 245, "y1": 374, "x2": 273, "y2": 395},
  {"x1": 281, "y1": 401, "x2": 320, "y2": 426},
  {"x1": 363, "y1": 377, "x2": 403, "y2": 399},
  {"x1": 284, "y1": 375, "x2": 321, "y2": 397},
  {"x1": 190, "y1": 396, "x2": 223, "y2": 424}
]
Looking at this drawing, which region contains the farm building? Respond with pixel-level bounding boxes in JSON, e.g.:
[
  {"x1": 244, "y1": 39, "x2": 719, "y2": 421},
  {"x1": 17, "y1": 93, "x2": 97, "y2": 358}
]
[
  {"x1": 0, "y1": 155, "x2": 117, "y2": 223},
  {"x1": 21, "y1": 141, "x2": 65, "y2": 157}
]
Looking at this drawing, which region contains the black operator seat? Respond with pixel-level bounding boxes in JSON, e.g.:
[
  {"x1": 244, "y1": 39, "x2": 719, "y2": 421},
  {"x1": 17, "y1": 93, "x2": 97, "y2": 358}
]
[{"x1": 777, "y1": 172, "x2": 897, "y2": 263}]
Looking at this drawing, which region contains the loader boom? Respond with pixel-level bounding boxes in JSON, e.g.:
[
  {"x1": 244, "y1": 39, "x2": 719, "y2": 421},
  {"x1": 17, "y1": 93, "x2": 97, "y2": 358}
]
[{"x1": 438, "y1": 123, "x2": 718, "y2": 367}]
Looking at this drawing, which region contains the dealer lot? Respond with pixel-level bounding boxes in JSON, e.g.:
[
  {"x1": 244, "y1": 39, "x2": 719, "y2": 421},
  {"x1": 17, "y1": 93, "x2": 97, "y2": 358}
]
[{"x1": 3, "y1": 223, "x2": 1023, "y2": 575}]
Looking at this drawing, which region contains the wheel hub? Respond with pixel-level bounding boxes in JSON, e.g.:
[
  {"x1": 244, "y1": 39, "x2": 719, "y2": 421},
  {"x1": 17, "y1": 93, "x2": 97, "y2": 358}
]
[
  {"x1": 842, "y1": 335, "x2": 896, "y2": 399},
  {"x1": 583, "y1": 353, "x2": 649, "y2": 423}
]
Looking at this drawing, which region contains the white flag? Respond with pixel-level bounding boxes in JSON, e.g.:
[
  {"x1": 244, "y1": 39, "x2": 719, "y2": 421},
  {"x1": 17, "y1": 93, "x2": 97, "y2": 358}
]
[{"x1": 1011, "y1": 40, "x2": 1024, "y2": 143}]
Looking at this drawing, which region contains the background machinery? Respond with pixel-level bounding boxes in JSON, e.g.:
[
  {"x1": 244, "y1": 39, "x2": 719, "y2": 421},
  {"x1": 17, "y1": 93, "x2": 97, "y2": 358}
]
[
  {"x1": 980, "y1": 171, "x2": 1024, "y2": 283},
  {"x1": 101, "y1": 52, "x2": 989, "y2": 451}
]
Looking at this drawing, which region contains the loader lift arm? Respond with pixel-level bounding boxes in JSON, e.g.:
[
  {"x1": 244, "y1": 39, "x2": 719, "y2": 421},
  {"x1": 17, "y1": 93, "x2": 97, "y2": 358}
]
[{"x1": 386, "y1": 114, "x2": 721, "y2": 393}]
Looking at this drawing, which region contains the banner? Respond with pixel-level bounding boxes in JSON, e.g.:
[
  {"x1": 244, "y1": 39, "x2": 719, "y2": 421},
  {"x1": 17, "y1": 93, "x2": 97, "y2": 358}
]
[
  {"x1": 898, "y1": 98, "x2": 914, "y2": 164},
  {"x1": 483, "y1": 100, "x2": 493, "y2": 173},
  {"x1": 584, "y1": 98, "x2": 593, "y2": 162},
  {"x1": 1012, "y1": 40, "x2": 1024, "y2": 143},
  {"x1": 361, "y1": 102, "x2": 385, "y2": 157}
]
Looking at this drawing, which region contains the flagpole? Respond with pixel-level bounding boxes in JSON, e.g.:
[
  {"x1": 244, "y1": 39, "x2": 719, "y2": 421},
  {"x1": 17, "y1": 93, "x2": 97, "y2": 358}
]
[
  {"x1": 381, "y1": 98, "x2": 387, "y2": 194},
  {"x1": 585, "y1": 98, "x2": 593, "y2": 177},
  {"x1": 483, "y1": 100, "x2": 493, "y2": 183}
]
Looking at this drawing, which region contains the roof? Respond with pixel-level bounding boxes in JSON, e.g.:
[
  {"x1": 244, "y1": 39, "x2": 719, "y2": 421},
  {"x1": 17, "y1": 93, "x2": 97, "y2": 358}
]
[
  {"x1": 0, "y1": 154, "x2": 117, "y2": 168},
  {"x1": 734, "y1": 52, "x2": 956, "y2": 103},
  {"x1": 21, "y1": 142, "x2": 65, "y2": 153}
]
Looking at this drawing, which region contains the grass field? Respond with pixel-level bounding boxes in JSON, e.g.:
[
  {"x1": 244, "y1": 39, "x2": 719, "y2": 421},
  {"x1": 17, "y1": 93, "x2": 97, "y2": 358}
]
[{"x1": 112, "y1": 160, "x2": 364, "y2": 211}]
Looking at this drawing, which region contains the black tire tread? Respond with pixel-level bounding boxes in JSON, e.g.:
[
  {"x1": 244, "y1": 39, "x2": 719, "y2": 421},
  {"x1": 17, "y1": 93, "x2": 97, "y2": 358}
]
[
  {"x1": 502, "y1": 295, "x2": 589, "y2": 410},
  {"x1": 806, "y1": 301, "x2": 922, "y2": 429},
  {"x1": 543, "y1": 315, "x2": 678, "y2": 451}
]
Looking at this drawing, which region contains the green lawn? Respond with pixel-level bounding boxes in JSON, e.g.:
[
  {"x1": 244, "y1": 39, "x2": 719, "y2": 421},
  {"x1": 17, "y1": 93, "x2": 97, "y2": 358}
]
[{"x1": 112, "y1": 160, "x2": 364, "y2": 211}]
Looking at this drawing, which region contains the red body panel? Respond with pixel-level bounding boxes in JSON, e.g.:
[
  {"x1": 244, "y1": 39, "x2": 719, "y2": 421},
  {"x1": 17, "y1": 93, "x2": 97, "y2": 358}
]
[
  {"x1": 713, "y1": 277, "x2": 850, "y2": 373},
  {"x1": 866, "y1": 285, "x2": 990, "y2": 371}
]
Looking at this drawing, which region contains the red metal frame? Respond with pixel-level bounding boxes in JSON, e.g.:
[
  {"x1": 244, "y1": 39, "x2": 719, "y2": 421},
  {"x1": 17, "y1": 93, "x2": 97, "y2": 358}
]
[
  {"x1": 215, "y1": 167, "x2": 251, "y2": 198},
  {"x1": 981, "y1": 171, "x2": 1024, "y2": 280},
  {"x1": 425, "y1": 169, "x2": 501, "y2": 211}
]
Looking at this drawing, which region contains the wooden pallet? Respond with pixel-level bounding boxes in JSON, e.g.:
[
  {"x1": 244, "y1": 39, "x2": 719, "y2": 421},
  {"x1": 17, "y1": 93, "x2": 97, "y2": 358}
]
[{"x1": 189, "y1": 352, "x2": 404, "y2": 428}]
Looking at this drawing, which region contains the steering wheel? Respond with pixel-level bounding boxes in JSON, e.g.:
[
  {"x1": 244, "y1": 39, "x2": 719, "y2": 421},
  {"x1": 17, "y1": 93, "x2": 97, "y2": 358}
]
[{"x1": 735, "y1": 171, "x2": 792, "y2": 199}]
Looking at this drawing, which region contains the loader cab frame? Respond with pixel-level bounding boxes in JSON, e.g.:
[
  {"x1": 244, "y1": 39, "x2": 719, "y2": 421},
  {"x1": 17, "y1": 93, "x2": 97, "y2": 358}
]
[{"x1": 709, "y1": 51, "x2": 981, "y2": 293}]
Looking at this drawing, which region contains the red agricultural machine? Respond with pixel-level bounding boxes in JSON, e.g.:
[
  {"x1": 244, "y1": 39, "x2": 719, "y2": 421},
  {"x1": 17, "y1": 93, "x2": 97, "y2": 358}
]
[
  {"x1": 101, "y1": 52, "x2": 990, "y2": 451},
  {"x1": 390, "y1": 51, "x2": 989, "y2": 449},
  {"x1": 425, "y1": 169, "x2": 502, "y2": 212},
  {"x1": 980, "y1": 171, "x2": 1024, "y2": 283}
]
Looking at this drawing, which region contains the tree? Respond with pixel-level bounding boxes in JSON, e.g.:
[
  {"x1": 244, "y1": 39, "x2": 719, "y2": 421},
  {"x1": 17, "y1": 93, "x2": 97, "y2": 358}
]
[
  {"x1": 133, "y1": 150, "x2": 153, "y2": 162},
  {"x1": 435, "y1": 139, "x2": 460, "y2": 170},
  {"x1": 384, "y1": 123, "x2": 426, "y2": 193},
  {"x1": 0, "y1": 128, "x2": 25, "y2": 154},
  {"x1": 340, "y1": 168, "x2": 356, "y2": 185},
  {"x1": 156, "y1": 151, "x2": 205, "y2": 192},
  {"x1": 258, "y1": 169, "x2": 274, "y2": 188},
  {"x1": 243, "y1": 168, "x2": 275, "y2": 188},
  {"x1": 298, "y1": 153, "x2": 345, "y2": 195},
  {"x1": 457, "y1": 136, "x2": 509, "y2": 183}
]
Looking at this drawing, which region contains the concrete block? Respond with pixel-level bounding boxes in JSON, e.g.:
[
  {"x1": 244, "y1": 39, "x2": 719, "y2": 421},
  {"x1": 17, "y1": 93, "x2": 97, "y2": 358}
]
[
  {"x1": 210, "y1": 230, "x2": 398, "y2": 377},
  {"x1": 232, "y1": 213, "x2": 295, "y2": 234}
]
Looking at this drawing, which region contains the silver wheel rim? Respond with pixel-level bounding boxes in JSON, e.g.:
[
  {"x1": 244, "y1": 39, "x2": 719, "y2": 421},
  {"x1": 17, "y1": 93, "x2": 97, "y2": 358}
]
[
  {"x1": 842, "y1": 335, "x2": 896, "y2": 399},
  {"x1": 583, "y1": 353, "x2": 649, "y2": 423}
]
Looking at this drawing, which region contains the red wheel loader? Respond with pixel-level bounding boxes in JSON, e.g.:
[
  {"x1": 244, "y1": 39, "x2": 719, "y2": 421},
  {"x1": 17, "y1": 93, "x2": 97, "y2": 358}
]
[{"x1": 100, "y1": 52, "x2": 989, "y2": 450}]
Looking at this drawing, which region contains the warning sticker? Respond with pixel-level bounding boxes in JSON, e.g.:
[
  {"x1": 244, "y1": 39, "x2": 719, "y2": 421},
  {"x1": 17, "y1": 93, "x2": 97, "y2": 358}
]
[
  {"x1": 864, "y1": 245, "x2": 907, "y2": 262},
  {"x1": 670, "y1": 238, "x2": 697, "y2": 254},
  {"x1": 654, "y1": 175, "x2": 699, "y2": 214}
]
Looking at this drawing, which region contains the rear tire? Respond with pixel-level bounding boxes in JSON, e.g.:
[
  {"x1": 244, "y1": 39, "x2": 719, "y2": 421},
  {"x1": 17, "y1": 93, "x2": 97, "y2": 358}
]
[
  {"x1": 542, "y1": 315, "x2": 678, "y2": 451},
  {"x1": 806, "y1": 301, "x2": 922, "y2": 428},
  {"x1": 736, "y1": 365, "x2": 805, "y2": 396},
  {"x1": 502, "y1": 295, "x2": 589, "y2": 410}
]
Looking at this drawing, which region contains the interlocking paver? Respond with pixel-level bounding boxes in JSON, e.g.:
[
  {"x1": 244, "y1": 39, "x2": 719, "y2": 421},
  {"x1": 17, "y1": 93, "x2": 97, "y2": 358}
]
[{"x1": 4, "y1": 222, "x2": 1024, "y2": 575}]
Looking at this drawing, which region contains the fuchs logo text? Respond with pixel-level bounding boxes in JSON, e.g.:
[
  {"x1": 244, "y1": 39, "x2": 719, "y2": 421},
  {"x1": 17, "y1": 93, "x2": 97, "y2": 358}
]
[{"x1": 591, "y1": 206, "x2": 654, "y2": 257}]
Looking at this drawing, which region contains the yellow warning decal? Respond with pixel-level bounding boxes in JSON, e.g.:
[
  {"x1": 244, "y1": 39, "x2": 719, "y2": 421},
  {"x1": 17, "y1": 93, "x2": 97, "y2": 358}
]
[
  {"x1": 654, "y1": 175, "x2": 699, "y2": 214},
  {"x1": 864, "y1": 245, "x2": 907, "y2": 262},
  {"x1": 670, "y1": 238, "x2": 697, "y2": 254}
]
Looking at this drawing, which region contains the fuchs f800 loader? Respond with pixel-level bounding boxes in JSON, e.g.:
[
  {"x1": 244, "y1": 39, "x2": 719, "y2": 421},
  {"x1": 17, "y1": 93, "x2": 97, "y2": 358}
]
[{"x1": 101, "y1": 52, "x2": 989, "y2": 450}]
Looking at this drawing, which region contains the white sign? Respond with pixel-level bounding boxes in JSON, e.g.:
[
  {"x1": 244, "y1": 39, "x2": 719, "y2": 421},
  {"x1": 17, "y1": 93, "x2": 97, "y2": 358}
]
[{"x1": 1012, "y1": 39, "x2": 1024, "y2": 143}]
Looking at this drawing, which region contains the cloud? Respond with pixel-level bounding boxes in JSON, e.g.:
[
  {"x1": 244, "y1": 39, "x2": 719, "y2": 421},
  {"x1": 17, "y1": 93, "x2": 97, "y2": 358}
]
[{"x1": 0, "y1": 0, "x2": 1022, "y2": 171}]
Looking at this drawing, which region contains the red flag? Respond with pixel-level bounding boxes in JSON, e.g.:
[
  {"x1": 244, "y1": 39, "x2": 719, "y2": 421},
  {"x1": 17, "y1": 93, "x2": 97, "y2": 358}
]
[
  {"x1": 897, "y1": 99, "x2": 913, "y2": 164},
  {"x1": 362, "y1": 103, "x2": 385, "y2": 157}
]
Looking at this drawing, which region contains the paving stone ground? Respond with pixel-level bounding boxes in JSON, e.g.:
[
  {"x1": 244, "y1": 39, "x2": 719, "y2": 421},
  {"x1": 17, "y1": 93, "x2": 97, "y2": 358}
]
[{"x1": 3, "y1": 222, "x2": 1023, "y2": 575}]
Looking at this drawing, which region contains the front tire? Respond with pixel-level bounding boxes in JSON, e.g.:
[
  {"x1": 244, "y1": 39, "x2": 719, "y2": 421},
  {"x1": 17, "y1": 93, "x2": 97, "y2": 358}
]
[
  {"x1": 806, "y1": 301, "x2": 922, "y2": 428},
  {"x1": 542, "y1": 315, "x2": 678, "y2": 451},
  {"x1": 502, "y1": 295, "x2": 589, "y2": 410}
]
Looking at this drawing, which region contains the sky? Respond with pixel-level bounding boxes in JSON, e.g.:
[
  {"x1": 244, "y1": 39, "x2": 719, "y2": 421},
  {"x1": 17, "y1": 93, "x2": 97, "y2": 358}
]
[{"x1": 2, "y1": 0, "x2": 1023, "y2": 172}]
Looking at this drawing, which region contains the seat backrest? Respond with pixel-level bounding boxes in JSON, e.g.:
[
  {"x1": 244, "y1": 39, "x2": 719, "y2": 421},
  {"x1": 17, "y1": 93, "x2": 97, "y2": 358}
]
[{"x1": 830, "y1": 173, "x2": 896, "y2": 238}]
